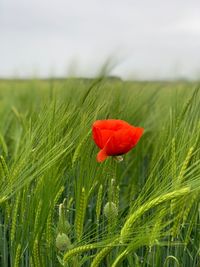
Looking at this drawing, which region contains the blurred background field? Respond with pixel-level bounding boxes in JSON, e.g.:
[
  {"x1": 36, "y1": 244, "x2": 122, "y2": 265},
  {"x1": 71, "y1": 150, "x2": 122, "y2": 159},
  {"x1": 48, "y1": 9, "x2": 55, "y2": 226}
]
[
  {"x1": 1, "y1": 1, "x2": 200, "y2": 265},
  {"x1": 0, "y1": 78, "x2": 199, "y2": 266}
]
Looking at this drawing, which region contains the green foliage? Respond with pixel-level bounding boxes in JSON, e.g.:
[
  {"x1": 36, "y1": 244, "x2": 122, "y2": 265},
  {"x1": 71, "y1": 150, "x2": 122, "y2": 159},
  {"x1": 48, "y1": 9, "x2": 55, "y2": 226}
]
[{"x1": 0, "y1": 78, "x2": 199, "y2": 266}]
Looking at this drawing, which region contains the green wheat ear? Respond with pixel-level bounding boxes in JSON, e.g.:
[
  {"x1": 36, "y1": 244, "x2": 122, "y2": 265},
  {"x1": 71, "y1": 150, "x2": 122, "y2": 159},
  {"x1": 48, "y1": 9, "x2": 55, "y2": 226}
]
[
  {"x1": 75, "y1": 187, "x2": 86, "y2": 241},
  {"x1": 182, "y1": 191, "x2": 198, "y2": 227},
  {"x1": 172, "y1": 147, "x2": 195, "y2": 237},
  {"x1": 11, "y1": 193, "x2": 21, "y2": 244},
  {"x1": 91, "y1": 245, "x2": 115, "y2": 267},
  {"x1": 46, "y1": 211, "x2": 53, "y2": 249},
  {"x1": 120, "y1": 187, "x2": 190, "y2": 243},
  {"x1": 111, "y1": 248, "x2": 129, "y2": 267},
  {"x1": 72, "y1": 130, "x2": 91, "y2": 167},
  {"x1": 0, "y1": 155, "x2": 9, "y2": 180},
  {"x1": 63, "y1": 243, "x2": 98, "y2": 263},
  {"x1": 14, "y1": 243, "x2": 22, "y2": 267},
  {"x1": 96, "y1": 184, "x2": 103, "y2": 224},
  {"x1": 33, "y1": 236, "x2": 41, "y2": 267},
  {"x1": 177, "y1": 146, "x2": 194, "y2": 184},
  {"x1": 46, "y1": 186, "x2": 65, "y2": 247},
  {"x1": 34, "y1": 200, "x2": 42, "y2": 234},
  {"x1": 176, "y1": 87, "x2": 198, "y2": 129}
]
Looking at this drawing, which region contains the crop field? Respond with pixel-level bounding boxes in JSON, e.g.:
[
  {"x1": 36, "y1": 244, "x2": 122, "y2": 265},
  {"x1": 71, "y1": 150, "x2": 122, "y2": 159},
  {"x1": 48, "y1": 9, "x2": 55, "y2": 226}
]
[{"x1": 0, "y1": 78, "x2": 200, "y2": 267}]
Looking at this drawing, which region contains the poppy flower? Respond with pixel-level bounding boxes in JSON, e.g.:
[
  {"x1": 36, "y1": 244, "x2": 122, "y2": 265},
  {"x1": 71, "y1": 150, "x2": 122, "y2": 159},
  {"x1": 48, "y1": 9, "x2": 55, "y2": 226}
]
[{"x1": 92, "y1": 119, "x2": 144, "y2": 162}]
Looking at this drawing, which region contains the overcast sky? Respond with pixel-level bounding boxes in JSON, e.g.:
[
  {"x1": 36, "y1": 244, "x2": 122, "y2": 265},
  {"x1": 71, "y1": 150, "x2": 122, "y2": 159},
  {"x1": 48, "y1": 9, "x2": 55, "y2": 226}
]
[{"x1": 1, "y1": 0, "x2": 200, "y2": 80}]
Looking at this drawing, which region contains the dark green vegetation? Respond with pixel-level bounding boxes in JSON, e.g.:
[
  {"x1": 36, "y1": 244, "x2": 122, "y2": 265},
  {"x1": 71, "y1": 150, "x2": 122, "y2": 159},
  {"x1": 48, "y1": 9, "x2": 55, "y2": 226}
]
[{"x1": 0, "y1": 78, "x2": 200, "y2": 266}]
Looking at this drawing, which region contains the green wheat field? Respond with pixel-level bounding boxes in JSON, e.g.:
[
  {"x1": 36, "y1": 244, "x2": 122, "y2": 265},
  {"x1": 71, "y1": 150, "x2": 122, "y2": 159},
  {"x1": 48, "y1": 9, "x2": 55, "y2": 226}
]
[{"x1": 0, "y1": 78, "x2": 200, "y2": 267}]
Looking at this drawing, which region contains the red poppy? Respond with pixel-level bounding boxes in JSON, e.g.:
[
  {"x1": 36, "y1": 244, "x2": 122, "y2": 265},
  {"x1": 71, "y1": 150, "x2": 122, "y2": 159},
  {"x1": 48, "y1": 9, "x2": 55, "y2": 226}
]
[{"x1": 92, "y1": 119, "x2": 144, "y2": 162}]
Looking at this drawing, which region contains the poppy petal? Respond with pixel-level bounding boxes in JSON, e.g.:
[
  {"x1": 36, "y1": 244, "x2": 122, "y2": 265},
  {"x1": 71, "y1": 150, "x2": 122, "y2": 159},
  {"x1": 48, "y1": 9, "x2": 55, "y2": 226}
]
[
  {"x1": 93, "y1": 120, "x2": 130, "y2": 131},
  {"x1": 97, "y1": 148, "x2": 108, "y2": 162},
  {"x1": 92, "y1": 127, "x2": 114, "y2": 149},
  {"x1": 105, "y1": 129, "x2": 135, "y2": 155},
  {"x1": 92, "y1": 126, "x2": 103, "y2": 148},
  {"x1": 105, "y1": 127, "x2": 144, "y2": 156},
  {"x1": 131, "y1": 127, "x2": 144, "y2": 146}
]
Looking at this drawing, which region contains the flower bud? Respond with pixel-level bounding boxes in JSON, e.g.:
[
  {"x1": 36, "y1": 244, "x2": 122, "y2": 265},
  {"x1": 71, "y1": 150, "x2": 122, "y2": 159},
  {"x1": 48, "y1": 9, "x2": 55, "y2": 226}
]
[
  {"x1": 103, "y1": 202, "x2": 118, "y2": 219},
  {"x1": 56, "y1": 233, "x2": 71, "y2": 251},
  {"x1": 57, "y1": 218, "x2": 71, "y2": 234}
]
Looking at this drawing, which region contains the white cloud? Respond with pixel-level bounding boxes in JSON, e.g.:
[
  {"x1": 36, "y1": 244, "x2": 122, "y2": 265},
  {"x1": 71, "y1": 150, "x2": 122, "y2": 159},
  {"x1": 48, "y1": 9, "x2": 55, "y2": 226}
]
[
  {"x1": 1, "y1": 0, "x2": 200, "y2": 79},
  {"x1": 174, "y1": 17, "x2": 200, "y2": 34}
]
